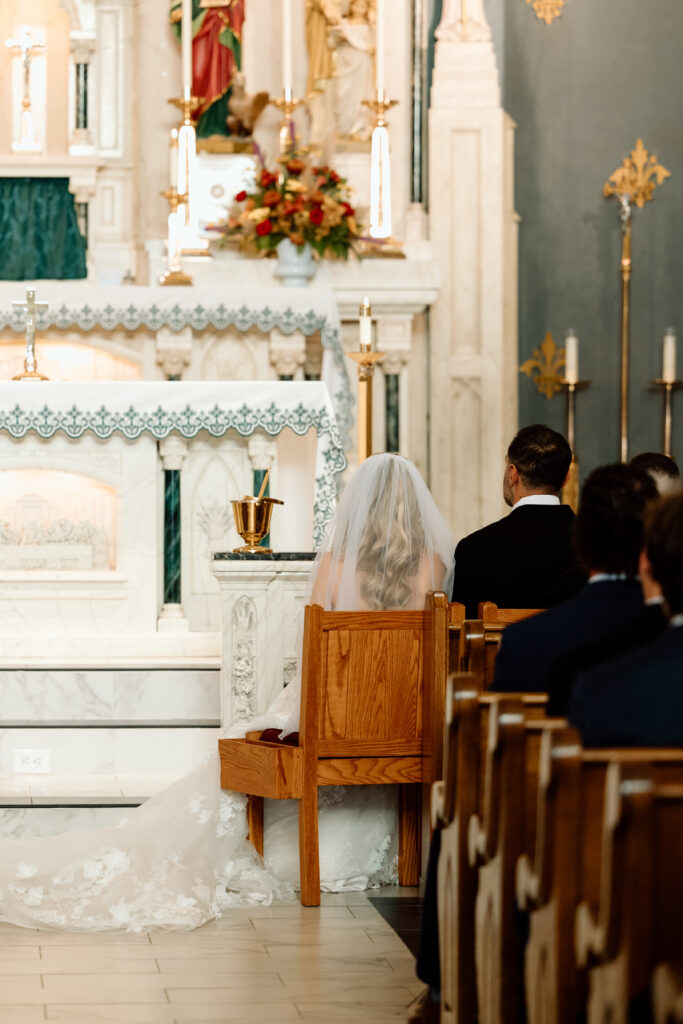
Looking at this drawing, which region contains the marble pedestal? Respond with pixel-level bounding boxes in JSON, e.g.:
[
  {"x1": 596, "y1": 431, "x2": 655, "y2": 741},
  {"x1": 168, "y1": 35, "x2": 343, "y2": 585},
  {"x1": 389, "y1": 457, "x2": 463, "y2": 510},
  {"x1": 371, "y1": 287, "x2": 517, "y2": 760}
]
[{"x1": 211, "y1": 553, "x2": 316, "y2": 729}]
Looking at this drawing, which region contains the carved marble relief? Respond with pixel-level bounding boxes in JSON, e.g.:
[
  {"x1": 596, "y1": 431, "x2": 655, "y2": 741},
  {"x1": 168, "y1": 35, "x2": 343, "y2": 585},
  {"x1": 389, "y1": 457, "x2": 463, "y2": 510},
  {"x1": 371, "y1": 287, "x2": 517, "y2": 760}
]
[{"x1": 231, "y1": 596, "x2": 257, "y2": 721}]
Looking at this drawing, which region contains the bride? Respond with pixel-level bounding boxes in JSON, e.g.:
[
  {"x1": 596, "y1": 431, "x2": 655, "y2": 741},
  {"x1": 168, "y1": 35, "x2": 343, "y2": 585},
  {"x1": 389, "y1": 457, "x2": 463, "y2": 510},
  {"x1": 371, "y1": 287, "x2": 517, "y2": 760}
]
[{"x1": 0, "y1": 454, "x2": 455, "y2": 932}]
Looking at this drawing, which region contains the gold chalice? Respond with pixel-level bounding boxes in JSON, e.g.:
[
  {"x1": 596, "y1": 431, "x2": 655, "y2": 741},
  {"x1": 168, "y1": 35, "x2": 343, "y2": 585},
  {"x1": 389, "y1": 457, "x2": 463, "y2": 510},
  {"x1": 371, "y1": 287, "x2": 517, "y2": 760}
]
[{"x1": 231, "y1": 468, "x2": 284, "y2": 554}]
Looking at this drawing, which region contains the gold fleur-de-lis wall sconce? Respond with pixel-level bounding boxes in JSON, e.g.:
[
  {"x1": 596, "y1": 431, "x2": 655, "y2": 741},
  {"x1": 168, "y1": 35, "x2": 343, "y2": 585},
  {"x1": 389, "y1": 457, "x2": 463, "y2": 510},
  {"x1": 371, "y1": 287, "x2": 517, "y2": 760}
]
[
  {"x1": 525, "y1": 0, "x2": 570, "y2": 26},
  {"x1": 520, "y1": 332, "x2": 565, "y2": 399}
]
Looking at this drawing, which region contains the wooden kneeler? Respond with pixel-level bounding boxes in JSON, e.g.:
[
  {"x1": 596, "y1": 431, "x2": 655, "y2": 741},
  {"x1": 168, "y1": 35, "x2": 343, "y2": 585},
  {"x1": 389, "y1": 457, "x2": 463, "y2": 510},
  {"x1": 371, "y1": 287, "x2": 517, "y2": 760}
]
[{"x1": 218, "y1": 592, "x2": 449, "y2": 906}]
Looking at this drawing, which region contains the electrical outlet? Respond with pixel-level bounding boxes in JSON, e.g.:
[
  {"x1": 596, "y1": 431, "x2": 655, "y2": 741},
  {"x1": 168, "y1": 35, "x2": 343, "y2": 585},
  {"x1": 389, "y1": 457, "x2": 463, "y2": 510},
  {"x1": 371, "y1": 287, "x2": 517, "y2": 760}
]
[{"x1": 13, "y1": 749, "x2": 50, "y2": 774}]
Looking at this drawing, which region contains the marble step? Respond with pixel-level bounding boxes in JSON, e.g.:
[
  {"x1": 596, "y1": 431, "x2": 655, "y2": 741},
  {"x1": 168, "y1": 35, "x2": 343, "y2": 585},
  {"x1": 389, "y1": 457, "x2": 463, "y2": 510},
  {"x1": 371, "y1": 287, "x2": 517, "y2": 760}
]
[
  {"x1": 0, "y1": 667, "x2": 220, "y2": 723},
  {"x1": 0, "y1": 725, "x2": 219, "y2": 775},
  {"x1": 0, "y1": 773, "x2": 183, "y2": 840}
]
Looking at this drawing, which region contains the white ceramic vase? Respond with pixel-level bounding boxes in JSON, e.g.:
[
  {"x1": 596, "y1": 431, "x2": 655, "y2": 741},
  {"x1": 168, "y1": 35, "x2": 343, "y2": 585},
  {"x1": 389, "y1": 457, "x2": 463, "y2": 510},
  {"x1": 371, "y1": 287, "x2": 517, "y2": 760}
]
[{"x1": 274, "y1": 239, "x2": 316, "y2": 287}]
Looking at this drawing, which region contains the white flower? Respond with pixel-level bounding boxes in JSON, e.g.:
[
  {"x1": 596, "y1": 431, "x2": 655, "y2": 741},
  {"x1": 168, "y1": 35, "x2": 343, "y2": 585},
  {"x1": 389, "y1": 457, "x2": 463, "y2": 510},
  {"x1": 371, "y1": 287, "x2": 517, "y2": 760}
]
[{"x1": 15, "y1": 863, "x2": 37, "y2": 879}]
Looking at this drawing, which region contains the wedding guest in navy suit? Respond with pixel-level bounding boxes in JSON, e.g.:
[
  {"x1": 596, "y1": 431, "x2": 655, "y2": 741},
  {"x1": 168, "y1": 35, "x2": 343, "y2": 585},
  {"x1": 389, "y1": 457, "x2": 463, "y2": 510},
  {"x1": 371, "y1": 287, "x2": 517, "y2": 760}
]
[
  {"x1": 571, "y1": 493, "x2": 683, "y2": 747},
  {"x1": 493, "y1": 463, "x2": 658, "y2": 699},
  {"x1": 451, "y1": 424, "x2": 581, "y2": 617}
]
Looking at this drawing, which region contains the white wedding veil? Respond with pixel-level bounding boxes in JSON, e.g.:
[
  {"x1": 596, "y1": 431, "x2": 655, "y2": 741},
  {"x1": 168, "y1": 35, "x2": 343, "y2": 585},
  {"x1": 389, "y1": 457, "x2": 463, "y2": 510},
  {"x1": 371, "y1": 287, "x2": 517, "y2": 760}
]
[
  {"x1": 257, "y1": 453, "x2": 456, "y2": 736},
  {"x1": 308, "y1": 452, "x2": 455, "y2": 611}
]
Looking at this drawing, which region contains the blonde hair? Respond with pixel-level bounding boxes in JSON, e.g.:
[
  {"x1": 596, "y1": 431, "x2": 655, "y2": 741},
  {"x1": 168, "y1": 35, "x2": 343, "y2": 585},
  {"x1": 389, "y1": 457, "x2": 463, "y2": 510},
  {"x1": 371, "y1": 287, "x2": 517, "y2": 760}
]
[{"x1": 356, "y1": 466, "x2": 426, "y2": 609}]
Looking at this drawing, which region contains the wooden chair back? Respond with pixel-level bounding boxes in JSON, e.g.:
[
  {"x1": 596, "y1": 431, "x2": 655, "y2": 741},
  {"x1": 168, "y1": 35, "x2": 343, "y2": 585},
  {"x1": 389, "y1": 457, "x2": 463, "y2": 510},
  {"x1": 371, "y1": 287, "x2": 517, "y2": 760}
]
[
  {"x1": 517, "y1": 732, "x2": 683, "y2": 1024},
  {"x1": 219, "y1": 591, "x2": 450, "y2": 905}
]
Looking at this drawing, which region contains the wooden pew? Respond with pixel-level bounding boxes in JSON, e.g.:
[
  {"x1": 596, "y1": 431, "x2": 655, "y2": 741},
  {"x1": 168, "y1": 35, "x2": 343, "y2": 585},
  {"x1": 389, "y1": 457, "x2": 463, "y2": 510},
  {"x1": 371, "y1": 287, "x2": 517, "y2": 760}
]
[
  {"x1": 434, "y1": 685, "x2": 548, "y2": 1024},
  {"x1": 451, "y1": 604, "x2": 544, "y2": 689},
  {"x1": 219, "y1": 592, "x2": 449, "y2": 906},
  {"x1": 467, "y1": 695, "x2": 566, "y2": 1024},
  {"x1": 575, "y1": 767, "x2": 683, "y2": 1024},
  {"x1": 517, "y1": 731, "x2": 683, "y2": 1024}
]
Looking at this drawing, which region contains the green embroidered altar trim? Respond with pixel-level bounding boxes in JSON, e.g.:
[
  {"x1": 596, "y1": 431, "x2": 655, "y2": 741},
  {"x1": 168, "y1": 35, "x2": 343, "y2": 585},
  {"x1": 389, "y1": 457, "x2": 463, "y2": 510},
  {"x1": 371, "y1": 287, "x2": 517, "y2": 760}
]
[{"x1": 0, "y1": 178, "x2": 87, "y2": 281}]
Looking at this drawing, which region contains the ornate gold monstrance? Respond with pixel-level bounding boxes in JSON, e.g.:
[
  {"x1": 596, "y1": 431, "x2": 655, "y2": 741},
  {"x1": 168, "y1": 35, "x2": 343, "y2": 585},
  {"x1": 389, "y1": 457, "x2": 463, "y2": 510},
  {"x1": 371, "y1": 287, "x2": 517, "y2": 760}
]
[{"x1": 603, "y1": 139, "x2": 670, "y2": 461}]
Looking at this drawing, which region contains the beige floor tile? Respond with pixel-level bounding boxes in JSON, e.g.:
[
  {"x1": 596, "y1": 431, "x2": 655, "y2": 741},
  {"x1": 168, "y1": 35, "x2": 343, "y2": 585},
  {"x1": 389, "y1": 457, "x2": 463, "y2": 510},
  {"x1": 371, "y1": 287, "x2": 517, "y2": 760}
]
[
  {"x1": 295, "y1": 1001, "x2": 408, "y2": 1021},
  {"x1": 39, "y1": 950, "x2": 161, "y2": 973},
  {"x1": 45, "y1": 1006, "x2": 181, "y2": 1023},
  {"x1": 153, "y1": 948, "x2": 272, "y2": 967},
  {"x1": 0, "y1": 1008, "x2": 45, "y2": 1023},
  {"x1": 0, "y1": 978, "x2": 44, "y2": 1003},
  {"x1": 155, "y1": 958, "x2": 275, "y2": 977},
  {"x1": 0, "y1": 944, "x2": 40, "y2": 958},
  {"x1": 41, "y1": 974, "x2": 171, "y2": 1003},
  {"x1": 156, "y1": 974, "x2": 285, "y2": 994},
  {"x1": 35, "y1": 930, "x2": 153, "y2": 945},
  {"x1": 172, "y1": 1008, "x2": 301, "y2": 1024}
]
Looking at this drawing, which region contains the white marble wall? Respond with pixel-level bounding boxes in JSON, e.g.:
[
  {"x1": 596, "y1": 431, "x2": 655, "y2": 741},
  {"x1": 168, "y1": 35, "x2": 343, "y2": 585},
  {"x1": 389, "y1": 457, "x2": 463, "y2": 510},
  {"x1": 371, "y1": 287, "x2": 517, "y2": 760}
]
[{"x1": 0, "y1": 669, "x2": 219, "y2": 723}]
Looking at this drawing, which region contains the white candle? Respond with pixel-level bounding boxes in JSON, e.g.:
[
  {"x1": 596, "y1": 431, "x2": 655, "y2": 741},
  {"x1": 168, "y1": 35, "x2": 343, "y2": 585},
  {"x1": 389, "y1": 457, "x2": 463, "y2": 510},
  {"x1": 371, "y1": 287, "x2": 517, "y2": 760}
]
[
  {"x1": 375, "y1": 0, "x2": 385, "y2": 95},
  {"x1": 663, "y1": 328, "x2": 677, "y2": 384},
  {"x1": 283, "y1": 0, "x2": 293, "y2": 93},
  {"x1": 182, "y1": 0, "x2": 193, "y2": 97},
  {"x1": 169, "y1": 128, "x2": 178, "y2": 189},
  {"x1": 564, "y1": 330, "x2": 578, "y2": 385},
  {"x1": 359, "y1": 296, "x2": 372, "y2": 349}
]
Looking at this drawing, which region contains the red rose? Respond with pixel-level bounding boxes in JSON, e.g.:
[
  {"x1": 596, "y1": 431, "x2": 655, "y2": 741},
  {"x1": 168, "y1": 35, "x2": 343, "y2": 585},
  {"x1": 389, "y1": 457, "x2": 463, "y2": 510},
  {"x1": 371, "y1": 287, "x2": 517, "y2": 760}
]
[
  {"x1": 309, "y1": 208, "x2": 324, "y2": 225},
  {"x1": 234, "y1": 190, "x2": 247, "y2": 202},
  {"x1": 342, "y1": 202, "x2": 355, "y2": 217},
  {"x1": 255, "y1": 218, "x2": 273, "y2": 236},
  {"x1": 286, "y1": 158, "x2": 306, "y2": 175},
  {"x1": 263, "y1": 189, "x2": 281, "y2": 207},
  {"x1": 329, "y1": 171, "x2": 341, "y2": 184},
  {"x1": 260, "y1": 169, "x2": 278, "y2": 188}
]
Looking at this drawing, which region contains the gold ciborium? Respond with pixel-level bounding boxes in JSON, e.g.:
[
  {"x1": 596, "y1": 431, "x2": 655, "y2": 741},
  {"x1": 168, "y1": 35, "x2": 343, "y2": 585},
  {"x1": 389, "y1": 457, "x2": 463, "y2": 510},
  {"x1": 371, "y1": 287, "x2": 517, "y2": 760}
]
[{"x1": 231, "y1": 469, "x2": 283, "y2": 553}]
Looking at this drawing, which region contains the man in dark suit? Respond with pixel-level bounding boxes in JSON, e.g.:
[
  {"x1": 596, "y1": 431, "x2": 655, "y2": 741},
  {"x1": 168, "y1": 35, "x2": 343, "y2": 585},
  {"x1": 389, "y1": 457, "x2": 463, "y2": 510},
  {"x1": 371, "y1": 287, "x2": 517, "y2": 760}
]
[
  {"x1": 570, "y1": 493, "x2": 683, "y2": 747},
  {"x1": 493, "y1": 463, "x2": 658, "y2": 697},
  {"x1": 451, "y1": 424, "x2": 580, "y2": 617}
]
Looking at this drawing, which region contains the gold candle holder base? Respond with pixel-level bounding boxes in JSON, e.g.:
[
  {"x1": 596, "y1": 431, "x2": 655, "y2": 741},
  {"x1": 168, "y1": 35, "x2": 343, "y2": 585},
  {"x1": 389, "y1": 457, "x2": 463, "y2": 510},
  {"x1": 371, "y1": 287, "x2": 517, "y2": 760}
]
[
  {"x1": 159, "y1": 268, "x2": 193, "y2": 287},
  {"x1": 231, "y1": 496, "x2": 284, "y2": 554},
  {"x1": 12, "y1": 368, "x2": 48, "y2": 381},
  {"x1": 559, "y1": 380, "x2": 590, "y2": 512},
  {"x1": 652, "y1": 379, "x2": 683, "y2": 458}
]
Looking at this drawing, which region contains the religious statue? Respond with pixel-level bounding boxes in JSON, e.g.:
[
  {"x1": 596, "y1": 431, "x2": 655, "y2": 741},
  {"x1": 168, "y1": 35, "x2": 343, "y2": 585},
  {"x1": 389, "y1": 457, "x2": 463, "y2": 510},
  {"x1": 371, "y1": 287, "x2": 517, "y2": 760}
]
[
  {"x1": 436, "y1": 0, "x2": 492, "y2": 42},
  {"x1": 226, "y1": 71, "x2": 269, "y2": 137},
  {"x1": 305, "y1": 0, "x2": 343, "y2": 148},
  {"x1": 169, "y1": 0, "x2": 245, "y2": 137},
  {"x1": 5, "y1": 25, "x2": 44, "y2": 152},
  {"x1": 328, "y1": 0, "x2": 375, "y2": 140}
]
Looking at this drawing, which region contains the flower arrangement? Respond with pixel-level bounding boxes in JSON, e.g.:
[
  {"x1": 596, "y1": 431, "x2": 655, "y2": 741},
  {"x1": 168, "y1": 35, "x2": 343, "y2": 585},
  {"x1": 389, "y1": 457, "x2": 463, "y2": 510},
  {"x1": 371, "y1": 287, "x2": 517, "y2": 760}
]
[{"x1": 211, "y1": 149, "x2": 360, "y2": 260}]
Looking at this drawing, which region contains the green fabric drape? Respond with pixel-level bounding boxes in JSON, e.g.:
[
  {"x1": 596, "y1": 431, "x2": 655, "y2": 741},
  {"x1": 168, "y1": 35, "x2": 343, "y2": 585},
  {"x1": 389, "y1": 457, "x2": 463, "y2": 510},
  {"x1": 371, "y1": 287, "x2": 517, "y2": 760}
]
[{"x1": 0, "y1": 177, "x2": 87, "y2": 280}]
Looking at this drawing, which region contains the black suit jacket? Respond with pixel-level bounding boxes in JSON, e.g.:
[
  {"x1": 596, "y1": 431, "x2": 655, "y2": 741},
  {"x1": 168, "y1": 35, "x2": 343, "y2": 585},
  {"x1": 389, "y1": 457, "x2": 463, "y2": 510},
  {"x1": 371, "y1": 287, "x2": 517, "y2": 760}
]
[
  {"x1": 451, "y1": 503, "x2": 580, "y2": 618},
  {"x1": 492, "y1": 580, "x2": 645, "y2": 696},
  {"x1": 545, "y1": 602, "x2": 667, "y2": 716},
  {"x1": 570, "y1": 625, "x2": 683, "y2": 747}
]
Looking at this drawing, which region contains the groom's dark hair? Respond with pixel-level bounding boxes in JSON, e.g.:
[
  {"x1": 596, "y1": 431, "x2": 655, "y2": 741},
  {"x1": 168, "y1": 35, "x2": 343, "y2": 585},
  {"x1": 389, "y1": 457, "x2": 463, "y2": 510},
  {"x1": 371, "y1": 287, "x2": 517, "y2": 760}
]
[{"x1": 506, "y1": 424, "x2": 572, "y2": 493}]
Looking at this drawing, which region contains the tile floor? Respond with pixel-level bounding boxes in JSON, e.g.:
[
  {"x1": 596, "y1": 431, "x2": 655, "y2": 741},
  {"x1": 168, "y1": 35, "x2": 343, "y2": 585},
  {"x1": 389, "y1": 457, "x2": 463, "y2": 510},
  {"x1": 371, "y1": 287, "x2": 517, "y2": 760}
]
[{"x1": 0, "y1": 889, "x2": 422, "y2": 1023}]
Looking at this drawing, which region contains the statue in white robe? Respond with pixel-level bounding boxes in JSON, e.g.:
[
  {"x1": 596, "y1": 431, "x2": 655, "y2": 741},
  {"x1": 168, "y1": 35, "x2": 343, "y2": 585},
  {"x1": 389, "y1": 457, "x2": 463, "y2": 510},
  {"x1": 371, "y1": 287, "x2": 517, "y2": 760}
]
[
  {"x1": 436, "y1": 0, "x2": 492, "y2": 42},
  {"x1": 328, "y1": 0, "x2": 375, "y2": 140}
]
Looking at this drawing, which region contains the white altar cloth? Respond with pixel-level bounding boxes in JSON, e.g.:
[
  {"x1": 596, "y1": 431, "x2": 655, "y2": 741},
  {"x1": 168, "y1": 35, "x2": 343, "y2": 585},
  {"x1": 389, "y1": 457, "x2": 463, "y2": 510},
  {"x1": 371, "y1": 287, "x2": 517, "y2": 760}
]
[
  {"x1": 0, "y1": 381, "x2": 345, "y2": 546},
  {"x1": 0, "y1": 283, "x2": 352, "y2": 446}
]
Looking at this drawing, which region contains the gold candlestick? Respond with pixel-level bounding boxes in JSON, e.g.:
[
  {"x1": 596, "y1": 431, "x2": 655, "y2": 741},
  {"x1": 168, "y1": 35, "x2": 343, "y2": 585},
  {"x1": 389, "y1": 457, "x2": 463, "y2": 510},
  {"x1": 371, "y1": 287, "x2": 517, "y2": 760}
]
[
  {"x1": 269, "y1": 89, "x2": 306, "y2": 154},
  {"x1": 159, "y1": 186, "x2": 193, "y2": 286},
  {"x1": 652, "y1": 379, "x2": 682, "y2": 458}
]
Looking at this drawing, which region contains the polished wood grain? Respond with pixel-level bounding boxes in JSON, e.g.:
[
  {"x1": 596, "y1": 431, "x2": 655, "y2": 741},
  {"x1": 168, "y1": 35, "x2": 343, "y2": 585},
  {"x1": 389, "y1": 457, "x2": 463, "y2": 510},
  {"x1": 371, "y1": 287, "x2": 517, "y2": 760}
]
[
  {"x1": 247, "y1": 795, "x2": 264, "y2": 857},
  {"x1": 518, "y1": 734, "x2": 683, "y2": 1024},
  {"x1": 219, "y1": 593, "x2": 450, "y2": 907}
]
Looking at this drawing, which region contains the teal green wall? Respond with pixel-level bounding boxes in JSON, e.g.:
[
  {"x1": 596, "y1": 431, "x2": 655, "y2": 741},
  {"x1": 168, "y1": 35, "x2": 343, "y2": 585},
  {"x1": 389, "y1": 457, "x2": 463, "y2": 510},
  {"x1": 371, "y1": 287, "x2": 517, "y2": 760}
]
[{"x1": 503, "y1": 0, "x2": 683, "y2": 468}]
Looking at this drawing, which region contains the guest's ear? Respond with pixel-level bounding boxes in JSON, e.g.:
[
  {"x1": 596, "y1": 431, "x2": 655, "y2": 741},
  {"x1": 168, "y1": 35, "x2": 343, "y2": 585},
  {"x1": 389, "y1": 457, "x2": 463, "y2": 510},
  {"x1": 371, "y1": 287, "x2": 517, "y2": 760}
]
[
  {"x1": 508, "y1": 463, "x2": 519, "y2": 489},
  {"x1": 639, "y1": 548, "x2": 662, "y2": 601}
]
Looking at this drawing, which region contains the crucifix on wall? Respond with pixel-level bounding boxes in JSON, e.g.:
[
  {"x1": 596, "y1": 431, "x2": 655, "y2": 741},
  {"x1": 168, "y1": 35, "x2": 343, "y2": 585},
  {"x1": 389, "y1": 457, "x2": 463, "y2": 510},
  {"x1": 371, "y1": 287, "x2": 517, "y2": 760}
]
[{"x1": 5, "y1": 25, "x2": 44, "y2": 153}]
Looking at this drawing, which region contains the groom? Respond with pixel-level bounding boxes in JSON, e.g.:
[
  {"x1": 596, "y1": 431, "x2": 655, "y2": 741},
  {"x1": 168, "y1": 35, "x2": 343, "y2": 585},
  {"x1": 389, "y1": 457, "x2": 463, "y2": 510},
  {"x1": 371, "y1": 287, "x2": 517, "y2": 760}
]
[{"x1": 451, "y1": 423, "x2": 580, "y2": 617}]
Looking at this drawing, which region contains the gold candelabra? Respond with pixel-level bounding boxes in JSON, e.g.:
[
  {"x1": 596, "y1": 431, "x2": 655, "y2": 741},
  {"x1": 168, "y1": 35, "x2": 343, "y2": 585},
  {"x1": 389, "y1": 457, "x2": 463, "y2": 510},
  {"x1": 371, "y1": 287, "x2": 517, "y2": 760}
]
[
  {"x1": 559, "y1": 379, "x2": 589, "y2": 511},
  {"x1": 603, "y1": 139, "x2": 670, "y2": 461},
  {"x1": 269, "y1": 89, "x2": 306, "y2": 154}
]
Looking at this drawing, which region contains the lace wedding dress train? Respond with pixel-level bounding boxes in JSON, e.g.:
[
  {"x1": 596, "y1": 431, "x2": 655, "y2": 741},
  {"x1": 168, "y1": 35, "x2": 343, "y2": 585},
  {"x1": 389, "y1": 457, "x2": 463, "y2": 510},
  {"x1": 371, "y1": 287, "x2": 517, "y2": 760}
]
[{"x1": 0, "y1": 454, "x2": 454, "y2": 932}]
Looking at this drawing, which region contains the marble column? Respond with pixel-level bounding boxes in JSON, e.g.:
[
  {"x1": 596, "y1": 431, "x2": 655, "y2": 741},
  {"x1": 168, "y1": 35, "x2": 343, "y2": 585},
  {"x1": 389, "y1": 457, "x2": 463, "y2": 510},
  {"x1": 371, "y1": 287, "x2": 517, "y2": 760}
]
[
  {"x1": 158, "y1": 435, "x2": 190, "y2": 632},
  {"x1": 377, "y1": 317, "x2": 413, "y2": 456},
  {"x1": 269, "y1": 329, "x2": 306, "y2": 381},
  {"x1": 428, "y1": 2, "x2": 519, "y2": 536},
  {"x1": 69, "y1": 38, "x2": 95, "y2": 151}
]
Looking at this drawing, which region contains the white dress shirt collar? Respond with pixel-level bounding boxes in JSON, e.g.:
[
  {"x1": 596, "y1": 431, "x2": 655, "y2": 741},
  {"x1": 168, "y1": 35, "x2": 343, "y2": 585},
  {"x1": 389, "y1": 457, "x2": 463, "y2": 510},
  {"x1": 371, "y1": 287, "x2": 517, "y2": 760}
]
[{"x1": 511, "y1": 494, "x2": 561, "y2": 511}]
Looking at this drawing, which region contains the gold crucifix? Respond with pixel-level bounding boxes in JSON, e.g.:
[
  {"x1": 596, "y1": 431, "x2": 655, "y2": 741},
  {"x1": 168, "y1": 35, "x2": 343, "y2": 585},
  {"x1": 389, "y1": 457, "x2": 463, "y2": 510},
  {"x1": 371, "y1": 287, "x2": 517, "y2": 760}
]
[
  {"x1": 12, "y1": 288, "x2": 49, "y2": 381},
  {"x1": 603, "y1": 139, "x2": 670, "y2": 460},
  {"x1": 5, "y1": 26, "x2": 44, "y2": 150}
]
